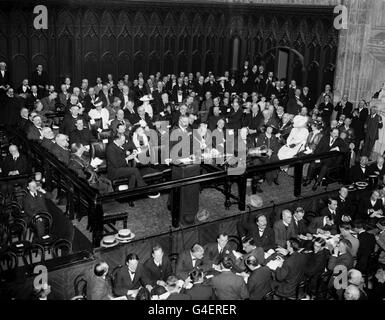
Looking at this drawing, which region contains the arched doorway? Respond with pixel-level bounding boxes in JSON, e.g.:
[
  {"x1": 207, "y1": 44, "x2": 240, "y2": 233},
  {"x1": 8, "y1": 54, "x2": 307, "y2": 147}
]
[{"x1": 261, "y1": 46, "x2": 305, "y2": 85}]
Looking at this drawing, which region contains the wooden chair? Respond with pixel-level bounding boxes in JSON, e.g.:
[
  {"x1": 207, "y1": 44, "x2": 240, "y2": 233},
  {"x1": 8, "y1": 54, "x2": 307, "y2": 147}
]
[
  {"x1": 52, "y1": 239, "x2": 72, "y2": 258},
  {"x1": 30, "y1": 212, "x2": 53, "y2": 240},
  {"x1": 73, "y1": 274, "x2": 88, "y2": 300},
  {"x1": 3, "y1": 201, "x2": 24, "y2": 223},
  {"x1": 90, "y1": 141, "x2": 108, "y2": 172},
  {"x1": 23, "y1": 243, "x2": 45, "y2": 265},
  {"x1": 9, "y1": 219, "x2": 27, "y2": 243},
  {"x1": 0, "y1": 251, "x2": 17, "y2": 273}
]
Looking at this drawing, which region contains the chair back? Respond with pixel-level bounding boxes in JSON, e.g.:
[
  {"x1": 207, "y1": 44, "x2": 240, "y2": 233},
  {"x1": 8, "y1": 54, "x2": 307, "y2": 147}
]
[
  {"x1": 74, "y1": 274, "x2": 88, "y2": 299},
  {"x1": 227, "y1": 235, "x2": 242, "y2": 252},
  {"x1": 0, "y1": 251, "x2": 18, "y2": 273},
  {"x1": 11, "y1": 188, "x2": 28, "y2": 208},
  {"x1": 31, "y1": 212, "x2": 53, "y2": 238},
  {"x1": 90, "y1": 141, "x2": 107, "y2": 160},
  {"x1": 52, "y1": 239, "x2": 72, "y2": 258},
  {"x1": 23, "y1": 243, "x2": 45, "y2": 265},
  {"x1": 0, "y1": 223, "x2": 10, "y2": 247},
  {"x1": 9, "y1": 219, "x2": 27, "y2": 242},
  {"x1": 91, "y1": 118, "x2": 103, "y2": 131},
  {"x1": 4, "y1": 202, "x2": 24, "y2": 223}
]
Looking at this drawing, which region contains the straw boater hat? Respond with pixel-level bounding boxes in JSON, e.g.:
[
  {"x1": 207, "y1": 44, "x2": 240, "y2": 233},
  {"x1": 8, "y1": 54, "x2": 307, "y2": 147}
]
[
  {"x1": 195, "y1": 208, "x2": 210, "y2": 222},
  {"x1": 115, "y1": 228, "x2": 135, "y2": 243},
  {"x1": 100, "y1": 235, "x2": 119, "y2": 248},
  {"x1": 217, "y1": 76, "x2": 227, "y2": 81},
  {"x1": 139, "y1": 94, "x2": 154, "y2": 102},
  {"x1": 292, "y1": 115, "x2": 308, "y2": 128},
  {"x1": 246, "y1": 194, "x2": 263, "y2": 208}
]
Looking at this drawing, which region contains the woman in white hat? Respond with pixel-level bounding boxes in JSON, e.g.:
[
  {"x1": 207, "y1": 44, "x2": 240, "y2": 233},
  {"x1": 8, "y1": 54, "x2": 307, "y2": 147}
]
[
  {"x1": 139, "y1": 95, "x2": 154, "y2": 119},
  {"x1": 277, "y1": 115, "x2": 309, "y2": 160}
]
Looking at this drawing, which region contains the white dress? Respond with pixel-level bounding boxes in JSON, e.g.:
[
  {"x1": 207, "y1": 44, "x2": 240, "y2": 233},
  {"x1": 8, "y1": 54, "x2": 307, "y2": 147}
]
[{"x1": 278, "y1": 127, "x2": 309, "y2": 160}]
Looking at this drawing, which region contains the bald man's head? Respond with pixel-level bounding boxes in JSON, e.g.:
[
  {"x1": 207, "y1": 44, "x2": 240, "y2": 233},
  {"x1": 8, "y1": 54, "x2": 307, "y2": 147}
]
[{"x1": 344, "y1": 285, "x2": 360, "y2": 300}]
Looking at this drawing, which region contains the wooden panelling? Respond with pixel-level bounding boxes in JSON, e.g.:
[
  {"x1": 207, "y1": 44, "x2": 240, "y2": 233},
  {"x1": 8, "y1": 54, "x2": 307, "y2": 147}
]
[{"x1": 0, "y1": 1, "x2": 338, "y2": 97}]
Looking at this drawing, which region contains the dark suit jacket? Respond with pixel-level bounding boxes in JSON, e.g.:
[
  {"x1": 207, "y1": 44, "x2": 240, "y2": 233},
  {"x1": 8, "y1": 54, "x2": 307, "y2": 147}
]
[
  {"x1": 30, "y1": 70, "x2": 48, "y2": 89},
  {"x1": 247, "y1": 266, "x2": 272, "y2": 300},
  {"x1": 113, "y1": 265, "x2": 150, "y2": 296},
  {"x1": 40, "y1": 138, "x2": 55, "y2": 152},
  {"x1": 356, "y1": 231, "x2": 376, "y2": 273},
  {"x1": 202, "y1": 242, "x2": 237, "y2": 267},
  {"x1": 0, "y1": 70, "x2": 11, "y2": 90},
  {"x1": 106, "y1": 142, "x2": 131, "y2": 180},
  {"x1": 175, "y1": 250, "x2": 209, "y2": 281},
  {"x1": 328, "y1": 252, "x2": 354, "y2": 271},
  {"x1": 349, "y1": 165, "x2": 370, "y2": 183},
  {"x1": 305, "y1": 249, "x2": 330, "y2": 290},
  {"x1": 275, "y1": 252, "x2": 307, "y2": 298},
  {"x1": 242, "y1": 112, "x2": 264, "y2": 131},
  {"x1": 87, "y1": 275, "x2": 112, "y2": 300},
  {"x1": 211, "y1": 270, "x2": 249, "y2": 300},
  {"x1": 26, "y1": 125, "x2": 43, "y2": 141},
  {"x1": 336, "y1": 196, "x2": 355, "y2": 222},
  {"x1": 273, "y1": 220, "x2": 297, "y2": 248},
  {"x1": 366, "y1": 114, "x2": 383, "y2": 140},
  {"x1": 2, "y1": 154, "x2": 30, "y2": 176},
  {"x1": 143, "y1": 256, "x2": 173, "y2": 286},
  {"x1": 286, "y1": 96, "x2": 305, "y2": 115},
  {"x1": 50, "y1": 144, "x2": 70, "y2": 165},
  {"x1": 22, "y1": 191, "x2": 48, "y2": 222},
  {"x1": 357, "y1": 196, "x2": 383, "y2": 220},
  {"x1": 226, "y1": 108, "x2": 244, "y2": 130},
  {"x1": 308, "y1": 216, "x2": 337, "y2": 235},
  {"x1": 61, "y1": 114, "x2": 83, "y2": 137},
  {"x1": 251, "y1": 226, "x2": 275, "y2": 251},
  {"x1": 292, "y1": 218, "x2": 308, "y2": 236},
  {"x1": 335, "y1": 101, "x2": 353, "y2": 118},
  {"x1": 69, "y1": 128, "x2": 96, "y2": 146},
  {"x1": 184, "y1": 283, "x2": 214, "y2": 300}
]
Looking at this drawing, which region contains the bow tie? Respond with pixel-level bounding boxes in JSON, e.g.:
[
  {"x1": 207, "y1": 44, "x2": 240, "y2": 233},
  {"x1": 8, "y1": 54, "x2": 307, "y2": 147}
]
[{"x1": 129, "y1": 271, "x2": 135, "y2": 275}]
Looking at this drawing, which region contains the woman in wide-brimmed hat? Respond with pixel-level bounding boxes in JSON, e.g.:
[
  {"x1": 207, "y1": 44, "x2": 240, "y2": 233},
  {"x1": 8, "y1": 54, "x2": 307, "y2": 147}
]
[
  {"x1": 139, "y1": 94, "x2": 154, "y2": 119},
  {"x1": 277, "y1": 114, "x2": 309, "y2": 160}
]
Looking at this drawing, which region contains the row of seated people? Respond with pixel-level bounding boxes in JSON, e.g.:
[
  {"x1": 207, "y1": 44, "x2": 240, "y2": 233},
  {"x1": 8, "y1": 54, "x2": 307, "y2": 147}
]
[
  {"x1": 17, "y1": 92, "x2": 356, "y2": 194},
  {"x1": 84, "y1": 211, "x2": 385, "y2": 300}
]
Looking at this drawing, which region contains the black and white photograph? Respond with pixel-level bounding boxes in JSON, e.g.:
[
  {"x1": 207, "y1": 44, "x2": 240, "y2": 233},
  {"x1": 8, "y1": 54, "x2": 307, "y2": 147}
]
[{"x1": 0, "y1": 0, "x2": 385, "y2": 309}]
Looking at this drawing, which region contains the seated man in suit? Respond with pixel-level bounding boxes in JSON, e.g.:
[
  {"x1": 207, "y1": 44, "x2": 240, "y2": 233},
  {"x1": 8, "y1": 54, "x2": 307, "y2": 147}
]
[
  {"x1": 368, "y1": 155, "x2": 385, "y2": 185},
  {"x1": 357, "y1": 189, "x2": 384, "y2": 222},
  {"x1": 1, "y1": 144, "x2": 31, "y2": 194},
  {"x1": 328, "y1": 238, "x2": 354, "y2": 272},
  {"x1": 87, "y1": 262, "x2": 113, "y2": 300},
  {"x1": 273, "y1": 238, "x2": 308, "y2": 299},
  {"x1": 61, "y1": 104, "x2": 83, "y2": 137},
  {"x1": 69, "y1": 118, "x2": 96, "y2": 150},
  {"x1": 40, "y1": 127, "x2": 56, "y2": 152},
  {"x1": 337, "y1": 186, "x2": 355, "y2": 224},
  {"x1": 19, "y1": 107, "x2": 31, "y2": 133},
  {"x1": 308, "y1": 214, "x2": 338, "y2": 235},
  {"x1": 203, "y1": 233, "x2": 237, "y2": 272},
  {"x1": 354, "y1": 220, "x2": 376, "y2": 274},
  {"x1": 105, "y1": 134, "x2": 159, "y2": 198},
  {"x1": 237, "y1": 213, "x2": 275, "y2": 251},
  {"x1": 51, "y1": 134, "x2": 70, "y2": 165},
  {"x1": 143, "y1": 244, "x2": 173, "y2": 287},
  {"x1": 245, "y1": 255, "x2": 272, "y2": 300},
  {"x1": 211, "y1": 255, "x2": 249, "y2": 300},
  {"x1": 292, "y1": 207, "x2": 309, "y2": 236},
  {"x1": 2, "y1": 144, "x2": 30, "y2": 177},
  {"x1": 22, "y1": 178, "x2": 49, "y2": 237},
  {"x1": 184, "y1": 269, "x2": 214, "y2": 300},
  {"x1": 349, "y1": 156, "x2": 370, "y2": 183},
  {"x1": 110, "y1": 109, "x2": 131, "y2": 136},
  {"x1": 233, "y1": 236, "x2": 265, "y2": 273},
  {"x1": 176, "y1": 244, "x2": 209, "y2": 281},
  {"x1": 113, "y1": 253, "x2": 152, "y2": 297},
  {"x1": 320, "y1": 197, "x2": 339, "y2": 222},
  {"x1": 305, "y1": 237, "x2": 330, "y2": 292},
  {"x1": 273, "y1": 209, "x2": 297, "y2": 248},
  {"x1": 26, "y1": 115, "x2": 44, "y2": 141},
  {"x1": 304, "y1": 128, "x2": 348, "y2": 191}
]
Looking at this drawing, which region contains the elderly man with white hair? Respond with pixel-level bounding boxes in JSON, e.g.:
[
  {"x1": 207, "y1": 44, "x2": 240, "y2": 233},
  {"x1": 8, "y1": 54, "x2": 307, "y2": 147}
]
[{"x1": 51, "y1": 134, "x2": 70, "y2": 165}]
